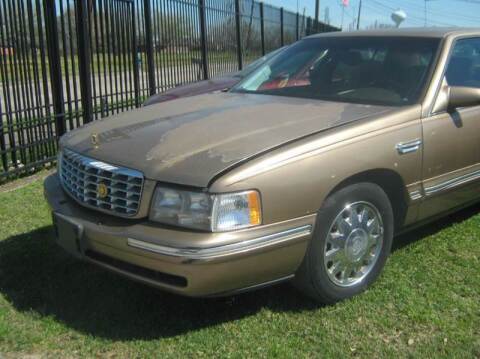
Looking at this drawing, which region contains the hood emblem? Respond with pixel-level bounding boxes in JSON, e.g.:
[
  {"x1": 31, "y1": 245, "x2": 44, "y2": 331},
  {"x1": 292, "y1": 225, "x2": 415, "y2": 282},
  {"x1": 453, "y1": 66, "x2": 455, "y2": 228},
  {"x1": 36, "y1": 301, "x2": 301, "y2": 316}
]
[
  {"x1": 91, "y1": 133, "x2": 99, "y2": 148},
  {"x1": 97, "y1": 183, "x2": 108, "y2": 199}
]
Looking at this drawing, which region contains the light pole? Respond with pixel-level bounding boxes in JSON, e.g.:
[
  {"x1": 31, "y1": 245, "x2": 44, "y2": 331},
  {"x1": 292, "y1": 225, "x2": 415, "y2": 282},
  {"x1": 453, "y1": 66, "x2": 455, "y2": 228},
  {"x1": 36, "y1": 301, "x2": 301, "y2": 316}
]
[
  {"x1": 424, "y1": 0, "x2": 439, "y2": 27},
  {"x1": 424, "y1": 0, "x2": 427, "y2": 26},
  {"x1": 357, "y1": 0, "x2": 362, "y2": 30}
]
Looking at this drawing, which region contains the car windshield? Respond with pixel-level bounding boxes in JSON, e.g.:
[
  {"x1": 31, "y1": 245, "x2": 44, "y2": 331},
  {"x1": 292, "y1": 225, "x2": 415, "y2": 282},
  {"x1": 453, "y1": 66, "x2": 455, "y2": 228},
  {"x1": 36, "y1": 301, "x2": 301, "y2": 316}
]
[
  {"x1": 231, "y1": 36, "x2": 441, "y2": 106},
  {"x1": 235, "y1": 47, "x2": 286, "y2": 78}
]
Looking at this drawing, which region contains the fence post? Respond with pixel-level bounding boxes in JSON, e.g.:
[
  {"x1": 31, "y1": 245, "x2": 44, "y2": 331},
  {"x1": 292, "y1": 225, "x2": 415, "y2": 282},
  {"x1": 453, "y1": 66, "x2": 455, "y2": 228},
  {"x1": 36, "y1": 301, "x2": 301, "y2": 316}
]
[
  {"x1": 44, "y1": 0, "x2": 65, "y2": 137},
  {"x1": 280, "y1": 7, "x2": 284, "y2": 46},
  {"x1": 306, "y1": 16, "x2": 312, "y2": 36},
  {"x1": 260, "y1": 2, "x2": 265, "y2": 55},
  {"x1": 0, "y1": 102, "x2": 7, "y2": 172},
  {"x1": 131, "y1": 2, "x2": 141, "y2": 107},
  {"x1": 144, "y1": 0, "x2": 156, "y2": 96},
  {"x1": 234, "y1": 0, "x2": 243, "y2": 69},
  {"x1": 296, "y1": 12, "x2": 299, "y2": 40},
  {"x1": 76, "y1": 0, "x2": 93, "y2": 123},
  {"x1": 198, "y1": 0, "x2": 209, "y2": 80}
]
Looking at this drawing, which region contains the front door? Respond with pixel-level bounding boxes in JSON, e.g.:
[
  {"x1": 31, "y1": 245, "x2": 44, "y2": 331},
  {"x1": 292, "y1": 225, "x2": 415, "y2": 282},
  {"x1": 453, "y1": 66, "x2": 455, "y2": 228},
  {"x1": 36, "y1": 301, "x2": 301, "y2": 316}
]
[{"x1": 420, "y1": 37, "x2": 480, "y2": 220}]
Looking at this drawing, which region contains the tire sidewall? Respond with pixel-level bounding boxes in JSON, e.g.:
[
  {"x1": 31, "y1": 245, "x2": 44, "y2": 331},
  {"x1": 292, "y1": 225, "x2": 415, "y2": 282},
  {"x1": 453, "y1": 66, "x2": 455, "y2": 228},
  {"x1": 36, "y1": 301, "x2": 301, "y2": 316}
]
[{"x1": 307, "y1": 183, "x2": 394, "y2": 302}]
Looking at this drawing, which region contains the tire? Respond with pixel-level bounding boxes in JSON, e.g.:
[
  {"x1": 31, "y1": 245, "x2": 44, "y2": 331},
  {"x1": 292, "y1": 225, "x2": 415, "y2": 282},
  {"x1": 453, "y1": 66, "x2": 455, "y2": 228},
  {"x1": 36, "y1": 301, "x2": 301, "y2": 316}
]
[{"x1": 294, "y1": 182, "x2": 394, "y2": 304}]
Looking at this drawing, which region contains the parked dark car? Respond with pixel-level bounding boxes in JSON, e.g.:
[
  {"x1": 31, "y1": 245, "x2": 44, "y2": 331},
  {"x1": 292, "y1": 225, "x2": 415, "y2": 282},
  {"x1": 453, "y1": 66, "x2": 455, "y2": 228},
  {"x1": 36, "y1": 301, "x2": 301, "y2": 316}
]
[{"x1": 143, "y1": 47, "x2": 286, "y2": 106}]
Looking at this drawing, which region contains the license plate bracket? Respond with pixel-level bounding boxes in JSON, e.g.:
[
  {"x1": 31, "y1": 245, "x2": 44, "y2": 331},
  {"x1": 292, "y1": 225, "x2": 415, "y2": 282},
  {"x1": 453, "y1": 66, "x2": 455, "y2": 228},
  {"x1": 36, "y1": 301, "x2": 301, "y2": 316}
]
[{"x1": 52, "y1": 212, "x2": 84, "y2": 259}]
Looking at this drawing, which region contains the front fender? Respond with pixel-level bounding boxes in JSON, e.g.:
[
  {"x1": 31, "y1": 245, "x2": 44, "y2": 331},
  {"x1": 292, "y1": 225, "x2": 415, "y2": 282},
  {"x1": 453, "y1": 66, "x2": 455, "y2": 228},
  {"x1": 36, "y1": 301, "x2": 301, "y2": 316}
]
[{"x1": 209, "y1": 107, "x2": 423, "y2": 226}]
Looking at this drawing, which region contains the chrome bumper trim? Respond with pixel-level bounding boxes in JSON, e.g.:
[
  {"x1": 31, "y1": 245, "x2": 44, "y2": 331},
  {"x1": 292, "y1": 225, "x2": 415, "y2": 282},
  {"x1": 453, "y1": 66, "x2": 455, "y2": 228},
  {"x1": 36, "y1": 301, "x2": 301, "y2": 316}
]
[{"x1": 127, "y1": 225, "x2": 312, "y2": 260}]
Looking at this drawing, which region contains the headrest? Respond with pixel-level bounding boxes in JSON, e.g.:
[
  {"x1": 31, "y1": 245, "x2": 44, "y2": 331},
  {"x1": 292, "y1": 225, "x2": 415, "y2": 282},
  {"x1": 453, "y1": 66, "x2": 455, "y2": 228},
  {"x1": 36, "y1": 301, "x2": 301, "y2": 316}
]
[
  {"x1": 339, "y1": 50, "x2": 363, "y2": 66},
  {"x1": 446, "y1": 57, "x2": 473, "y2": 85}
]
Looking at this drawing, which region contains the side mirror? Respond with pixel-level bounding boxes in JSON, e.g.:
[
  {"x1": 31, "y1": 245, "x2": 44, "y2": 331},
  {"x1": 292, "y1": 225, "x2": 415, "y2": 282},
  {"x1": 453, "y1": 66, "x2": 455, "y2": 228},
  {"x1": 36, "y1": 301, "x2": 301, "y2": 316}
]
[{"x1": 448, "y1": 86, "x2": 480, "y2": 111}]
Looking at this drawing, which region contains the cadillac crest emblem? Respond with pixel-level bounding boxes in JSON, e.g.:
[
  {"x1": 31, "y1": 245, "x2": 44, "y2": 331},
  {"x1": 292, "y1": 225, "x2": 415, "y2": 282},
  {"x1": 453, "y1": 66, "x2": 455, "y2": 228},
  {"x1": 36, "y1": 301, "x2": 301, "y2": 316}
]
[
  {"x1": 91, "y1": 133, "x2": 99, "y2": 148},
  {"x1": 97, "y1": 182, "x2": 108, "y2": 199}
]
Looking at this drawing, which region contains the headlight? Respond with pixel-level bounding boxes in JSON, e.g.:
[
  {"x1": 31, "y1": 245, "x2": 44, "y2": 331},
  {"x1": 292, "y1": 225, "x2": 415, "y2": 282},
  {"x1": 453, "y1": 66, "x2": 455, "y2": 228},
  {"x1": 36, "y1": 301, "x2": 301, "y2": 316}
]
[
  {"x1": 150, "y1": 187, "x2": 212, "y2": 230},
  {"x1": 149, "y1": 187, "x2": 262, "y2": 232},
  {"x1": 211, "y1": 191, "x2": 262, "y2": 231}
]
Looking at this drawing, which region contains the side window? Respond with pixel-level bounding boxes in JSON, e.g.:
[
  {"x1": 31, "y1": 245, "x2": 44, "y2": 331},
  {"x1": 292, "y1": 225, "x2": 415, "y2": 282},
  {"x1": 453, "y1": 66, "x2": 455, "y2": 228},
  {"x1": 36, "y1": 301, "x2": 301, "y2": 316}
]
[{"x1": 445, "y1": 38, "x2": 480, "y2": 88}]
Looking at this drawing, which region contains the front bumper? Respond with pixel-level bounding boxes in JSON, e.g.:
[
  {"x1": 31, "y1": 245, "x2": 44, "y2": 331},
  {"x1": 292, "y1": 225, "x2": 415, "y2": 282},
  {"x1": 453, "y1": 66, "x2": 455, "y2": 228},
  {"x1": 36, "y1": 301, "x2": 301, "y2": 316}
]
[{"x1": 44, "y1": 173, "x2": 315, "y2": 297}]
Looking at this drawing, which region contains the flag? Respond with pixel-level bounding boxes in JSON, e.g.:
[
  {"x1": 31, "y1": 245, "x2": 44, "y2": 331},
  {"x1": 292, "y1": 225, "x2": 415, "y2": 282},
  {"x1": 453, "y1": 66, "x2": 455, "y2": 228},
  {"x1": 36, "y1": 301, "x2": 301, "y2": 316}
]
[{"x1": 342, "y1": 0, "x2": 349, "y2": 6}]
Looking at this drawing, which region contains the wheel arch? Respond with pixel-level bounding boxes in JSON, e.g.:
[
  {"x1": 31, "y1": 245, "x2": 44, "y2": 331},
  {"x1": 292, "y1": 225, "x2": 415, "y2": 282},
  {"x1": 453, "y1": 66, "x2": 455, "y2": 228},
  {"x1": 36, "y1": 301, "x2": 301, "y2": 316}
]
[{"x1": 326, "y1": 168, "x2": 409, "y2": 232}]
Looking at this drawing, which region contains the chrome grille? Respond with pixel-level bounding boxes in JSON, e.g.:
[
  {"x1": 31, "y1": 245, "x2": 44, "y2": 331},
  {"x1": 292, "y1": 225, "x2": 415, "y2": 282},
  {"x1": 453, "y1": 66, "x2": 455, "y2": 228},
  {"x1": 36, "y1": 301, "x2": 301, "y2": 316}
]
[{"x1": 59, "y1": 148, "x2": 144, "y2": 216}]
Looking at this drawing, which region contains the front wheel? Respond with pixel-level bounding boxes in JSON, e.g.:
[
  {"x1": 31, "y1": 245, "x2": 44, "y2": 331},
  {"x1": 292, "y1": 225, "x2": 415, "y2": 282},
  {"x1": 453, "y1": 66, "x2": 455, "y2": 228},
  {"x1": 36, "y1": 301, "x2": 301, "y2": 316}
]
[{"x1": 294, "y1": 183, "x2": 394, "y2": 304}]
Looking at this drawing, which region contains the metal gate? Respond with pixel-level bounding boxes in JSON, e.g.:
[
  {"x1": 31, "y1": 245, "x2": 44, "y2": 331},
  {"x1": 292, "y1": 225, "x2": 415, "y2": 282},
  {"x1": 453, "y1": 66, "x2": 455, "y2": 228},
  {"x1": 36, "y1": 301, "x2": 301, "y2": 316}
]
[
  {"x1": 0, "y1": 0, "x2": 338, "y2": 180},
  {"x1": 0, "y1": 0, "x2": 140, "y2": 177}
]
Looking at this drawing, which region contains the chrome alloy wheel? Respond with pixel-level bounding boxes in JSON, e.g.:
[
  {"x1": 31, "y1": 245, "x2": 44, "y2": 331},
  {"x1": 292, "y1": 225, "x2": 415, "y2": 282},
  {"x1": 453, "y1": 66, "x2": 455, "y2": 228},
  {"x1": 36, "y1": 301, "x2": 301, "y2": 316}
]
[{"x1": 323, "y1": 201, "x2": 384, "y2": 287}]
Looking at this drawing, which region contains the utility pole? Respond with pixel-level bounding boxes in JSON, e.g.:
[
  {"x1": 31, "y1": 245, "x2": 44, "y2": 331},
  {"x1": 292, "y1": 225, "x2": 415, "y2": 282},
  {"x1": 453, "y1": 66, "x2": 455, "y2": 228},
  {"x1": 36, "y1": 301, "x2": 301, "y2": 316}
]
[
  {"x1": 315, "y1": 0, "x2": 320, "y2": 31},
  {"x1": 424, "y1": 0, "x2": 427, "y2": 26},
  {"x1": 341, "y1": 4, "x2": 345, "y2": 30},
  {"x1": 357, "y1": 0, "x2": 362, "y2": 30},
  {"x1": 424, "y1": 0, "x2": 439, "y2": 27}
]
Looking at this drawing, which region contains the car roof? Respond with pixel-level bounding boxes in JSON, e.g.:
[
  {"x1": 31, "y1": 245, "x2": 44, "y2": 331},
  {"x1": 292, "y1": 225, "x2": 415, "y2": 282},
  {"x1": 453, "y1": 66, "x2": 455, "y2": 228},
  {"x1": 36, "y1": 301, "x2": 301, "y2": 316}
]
[{"x1": 307, "y1": 27, "x2": 480, "y2": 39}]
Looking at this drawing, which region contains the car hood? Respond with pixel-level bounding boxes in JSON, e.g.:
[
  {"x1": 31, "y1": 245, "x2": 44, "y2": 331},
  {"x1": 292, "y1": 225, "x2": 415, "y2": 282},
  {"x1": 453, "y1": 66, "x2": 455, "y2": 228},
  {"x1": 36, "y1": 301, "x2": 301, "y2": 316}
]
[
  {"x1": 61, "y1": 92, "x2": 393, "y2": 187},
  {"x1": 142, "y1": 76, "x2": 238, "y2": 106}
]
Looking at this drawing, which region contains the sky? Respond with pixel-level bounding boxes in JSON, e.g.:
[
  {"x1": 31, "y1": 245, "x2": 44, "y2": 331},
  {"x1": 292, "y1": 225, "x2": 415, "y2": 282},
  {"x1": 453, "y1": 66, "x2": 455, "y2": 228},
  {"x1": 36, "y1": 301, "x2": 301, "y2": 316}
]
[{"x1": 263, "y1": 0, "x2": 480, "y2": 30}]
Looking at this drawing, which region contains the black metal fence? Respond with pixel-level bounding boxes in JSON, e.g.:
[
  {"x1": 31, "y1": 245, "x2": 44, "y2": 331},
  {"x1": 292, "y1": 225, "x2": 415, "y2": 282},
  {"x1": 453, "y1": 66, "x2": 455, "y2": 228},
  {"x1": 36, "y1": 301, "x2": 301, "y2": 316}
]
[{"x1": 0, "y1": 0, "x2": 338, "y2": 180}]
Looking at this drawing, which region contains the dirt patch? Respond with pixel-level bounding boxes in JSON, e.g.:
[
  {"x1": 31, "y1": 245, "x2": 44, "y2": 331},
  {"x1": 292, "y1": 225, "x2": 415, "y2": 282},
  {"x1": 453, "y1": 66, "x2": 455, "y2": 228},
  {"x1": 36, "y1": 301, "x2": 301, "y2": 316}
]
[{"x1": 0, "y1": 169, "x2": 54, "y2": 193}]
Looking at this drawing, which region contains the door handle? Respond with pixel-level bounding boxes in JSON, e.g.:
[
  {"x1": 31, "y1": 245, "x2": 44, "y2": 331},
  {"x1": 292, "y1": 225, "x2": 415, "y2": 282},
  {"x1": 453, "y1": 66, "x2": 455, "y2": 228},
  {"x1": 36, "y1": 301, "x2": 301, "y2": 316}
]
[{"x1": 396, "y1": 139, "x2": 422, "y2": 155}]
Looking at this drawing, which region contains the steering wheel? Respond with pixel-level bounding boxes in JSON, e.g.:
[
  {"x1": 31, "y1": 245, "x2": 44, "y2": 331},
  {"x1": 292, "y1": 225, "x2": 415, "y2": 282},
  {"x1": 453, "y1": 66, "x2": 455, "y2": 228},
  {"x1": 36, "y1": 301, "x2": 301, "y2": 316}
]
[{"x1": 371, "y1": 77, "x2": 403, "y2": 95}]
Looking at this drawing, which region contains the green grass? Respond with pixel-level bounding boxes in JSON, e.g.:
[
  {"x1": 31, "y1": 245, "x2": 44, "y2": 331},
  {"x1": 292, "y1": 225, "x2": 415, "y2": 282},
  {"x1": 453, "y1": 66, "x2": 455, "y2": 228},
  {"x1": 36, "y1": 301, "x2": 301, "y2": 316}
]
[{"x1": 0, "y1": 179, "x2": 479, "y2": 358}]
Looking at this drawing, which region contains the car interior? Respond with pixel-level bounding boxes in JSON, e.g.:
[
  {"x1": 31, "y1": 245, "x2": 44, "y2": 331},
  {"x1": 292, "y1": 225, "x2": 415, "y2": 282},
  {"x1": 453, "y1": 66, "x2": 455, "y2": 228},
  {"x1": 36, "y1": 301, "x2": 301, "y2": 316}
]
[
  {"x1": 236, "y1": 37, "x2": 441, "y2": 106},
  {"x1": 445, "y1": 39, "x2": 480, "y2": 88}
]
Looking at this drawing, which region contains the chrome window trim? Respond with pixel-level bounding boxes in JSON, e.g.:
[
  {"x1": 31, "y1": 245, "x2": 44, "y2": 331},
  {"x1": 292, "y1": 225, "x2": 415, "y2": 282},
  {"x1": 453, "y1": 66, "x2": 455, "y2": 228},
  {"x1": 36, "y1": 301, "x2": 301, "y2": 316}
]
[
  {"x1": 127, "y1": 225, "x2": 312, "y2": 260},
  {"x1": 426, "y1": 34, "x2": 480, "y2": 117}
]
